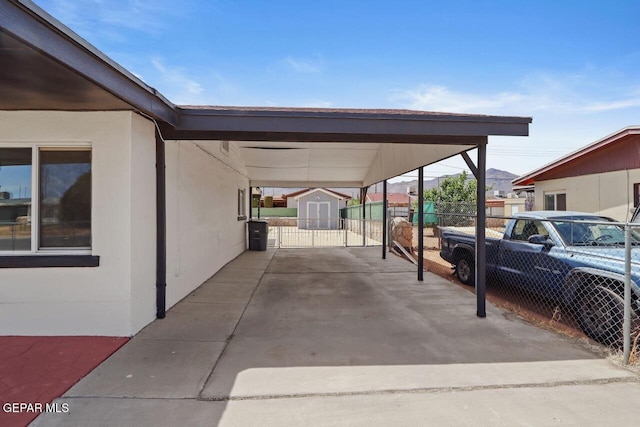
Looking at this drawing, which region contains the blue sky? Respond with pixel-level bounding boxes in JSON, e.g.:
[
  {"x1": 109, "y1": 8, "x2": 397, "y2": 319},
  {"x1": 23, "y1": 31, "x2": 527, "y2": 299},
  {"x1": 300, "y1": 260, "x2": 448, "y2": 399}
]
[{"x1": 33, "y1": 0, "x2": 640, "y2": 179}]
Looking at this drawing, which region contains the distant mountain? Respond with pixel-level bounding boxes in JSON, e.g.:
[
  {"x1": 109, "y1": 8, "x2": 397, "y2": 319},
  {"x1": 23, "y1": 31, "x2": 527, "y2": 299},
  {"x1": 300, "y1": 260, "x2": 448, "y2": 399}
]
[
  {"x1": 259, "y1": 169, "x2": 519, "y2": 199},
  {"x1": 385, "y1": 168, "x2": 519, "y2": 196}
]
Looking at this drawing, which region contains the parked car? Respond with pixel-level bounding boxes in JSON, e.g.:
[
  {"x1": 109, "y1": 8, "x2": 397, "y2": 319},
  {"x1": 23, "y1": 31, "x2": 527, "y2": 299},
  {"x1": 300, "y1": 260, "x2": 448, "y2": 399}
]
[{"x1": 439, "y1": 211, "x2": 640, "y2": 344}]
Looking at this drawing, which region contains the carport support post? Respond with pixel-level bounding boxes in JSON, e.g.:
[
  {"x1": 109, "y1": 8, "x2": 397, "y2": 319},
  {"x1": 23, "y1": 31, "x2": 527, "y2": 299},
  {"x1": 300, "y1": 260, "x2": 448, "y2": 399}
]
[
  {"x1": 361, "y1": 187, "x2": 368, "y2": 247},
  {"x1": 155, "y1": 130, "x2": 166, "y2": 319},
  {"x1": 418, "y1": 167, "x2": 424, "y2": 281},
  {"x1": 475, "y1": 141, "x2": 487, "y2": 318},
  {"x1": 382, "y1": 180, "x2": 387, "y2": 259}
]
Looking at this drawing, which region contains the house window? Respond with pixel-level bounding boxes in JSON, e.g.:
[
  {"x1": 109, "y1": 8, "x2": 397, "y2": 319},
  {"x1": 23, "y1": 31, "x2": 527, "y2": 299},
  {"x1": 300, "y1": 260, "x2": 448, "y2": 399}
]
[
  {"x1": 544, "y1": 192, "x2": 566, "y2": 211},
  {"x1": 237, "y1": 188, "x2": 247, "y2": 220},
  {"x1": 0, "y1": 146, "x2": 91, "y2": 252}
]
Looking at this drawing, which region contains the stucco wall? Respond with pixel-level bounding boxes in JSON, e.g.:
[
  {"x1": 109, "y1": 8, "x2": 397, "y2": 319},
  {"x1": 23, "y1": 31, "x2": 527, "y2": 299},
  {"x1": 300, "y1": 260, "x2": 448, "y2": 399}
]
[
  {"x1": 165, "y1": 140, "x2": 249, "y2": 309},
  {"x1": 534, "y1": 169, "x2": 640, "y2": 221},
  {"x1": 0, "y1": 111, "x2": 150, "y2": 336},
  {"x1": 129, "y1": 113, "x2": 158, "y2": 333}
]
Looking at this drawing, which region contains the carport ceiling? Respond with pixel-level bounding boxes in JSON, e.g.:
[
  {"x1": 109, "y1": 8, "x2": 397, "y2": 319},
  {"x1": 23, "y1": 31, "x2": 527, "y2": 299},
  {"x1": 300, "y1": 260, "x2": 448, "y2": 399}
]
[
  {"x1": 234, "y1": 140, "x2": 476, "y2": 188},
  {"x1": 1, "y1": 0, "x2": 532, "y2": 188}
]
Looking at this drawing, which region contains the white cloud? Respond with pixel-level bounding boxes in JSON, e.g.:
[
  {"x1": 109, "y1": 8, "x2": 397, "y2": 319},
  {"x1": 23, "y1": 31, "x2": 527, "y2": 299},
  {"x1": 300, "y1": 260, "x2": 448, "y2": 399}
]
[
  {"x1": 46, "y1": 0, "x2": 168, "y2": 37},
  {"x1": 282, "y1": 55, "x2": 323, "y2": 74},
  {"x1": 582, "y1": 97, "x2": 640, "y2": 112},
  {"x1": 395, "y1": 74, "x2": 640, "y2": 117},
  {"x1": 151, "y1": 58, "x2": 204, "y2": 104},
  {"x1": 396, "y1": 85, "x2": 527, "y2": 115}
]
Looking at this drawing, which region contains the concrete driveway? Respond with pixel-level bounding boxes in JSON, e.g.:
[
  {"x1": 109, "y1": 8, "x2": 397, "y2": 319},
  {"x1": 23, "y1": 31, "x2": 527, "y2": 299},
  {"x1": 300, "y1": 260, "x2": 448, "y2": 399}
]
[{"x1": 33, "y1": 248, "x2": 640, "y2": 426}]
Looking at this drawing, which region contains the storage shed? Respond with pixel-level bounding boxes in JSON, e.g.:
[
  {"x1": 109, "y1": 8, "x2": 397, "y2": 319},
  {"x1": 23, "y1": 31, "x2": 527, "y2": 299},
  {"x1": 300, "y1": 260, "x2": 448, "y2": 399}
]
[{"x1": 294, "y1": 188, "x2": 351, "y2": 230}]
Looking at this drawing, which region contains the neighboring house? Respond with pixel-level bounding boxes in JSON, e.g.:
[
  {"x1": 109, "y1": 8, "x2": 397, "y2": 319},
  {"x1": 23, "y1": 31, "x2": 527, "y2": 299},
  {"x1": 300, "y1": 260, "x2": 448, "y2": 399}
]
[
  {"x1": 512, "y1": 127, "x2": 640, "y2": 221},
  {"x1": 292, "y1": 188, "x2": 351, "y2": 230}
]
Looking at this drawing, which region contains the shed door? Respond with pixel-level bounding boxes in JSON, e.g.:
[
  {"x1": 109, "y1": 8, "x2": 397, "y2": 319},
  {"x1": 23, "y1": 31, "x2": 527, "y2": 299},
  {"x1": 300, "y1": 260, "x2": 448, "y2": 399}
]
[{"x1": 307, "y1": 202, "x2": 330, "y2": 229}]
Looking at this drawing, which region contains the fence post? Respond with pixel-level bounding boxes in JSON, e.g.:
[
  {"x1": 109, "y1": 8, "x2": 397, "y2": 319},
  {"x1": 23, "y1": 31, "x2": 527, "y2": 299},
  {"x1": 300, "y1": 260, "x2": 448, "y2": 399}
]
[
  {"x1": 278, "y1": 224, "x2": 282, "y2": 248},
  {"x1": 623, "y1": 223, "x2": 632, "y2": 365},
  {"x1": 344, "y1": 219, "x2": 347, "y2": 247}
]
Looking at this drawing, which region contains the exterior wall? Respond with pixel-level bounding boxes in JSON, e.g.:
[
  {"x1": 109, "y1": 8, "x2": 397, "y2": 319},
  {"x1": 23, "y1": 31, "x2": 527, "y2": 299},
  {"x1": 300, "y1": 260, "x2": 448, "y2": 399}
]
[
  {"x1": 504, "y1": 198, "x2": 526, "y2": 217},
  {"x1": 533, "y1": 169, "x2": 640, "y2": 221},
  {"x1": 0, "y1": 111, "x2": 153, "y2": 336},
  {"x1": 129, "y1": 114, "x2": 158, "y2": 333},
  {"x1": 297, "y1": 190, "x2": 341, "y2": 229},
  {"x1": 165, "y1": 140, "x2": 249, "y2": 309}
]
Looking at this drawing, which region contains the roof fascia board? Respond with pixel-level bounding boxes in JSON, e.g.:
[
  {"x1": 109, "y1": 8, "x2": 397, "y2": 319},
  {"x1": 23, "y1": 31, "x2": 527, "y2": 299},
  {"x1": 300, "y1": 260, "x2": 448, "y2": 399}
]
[
  {"x1": 158, "y1": 127, "x2": 497, "y2": 145},
  {"x1": 513, "y1": 126, "x2": 640, "y2": 186},
  {"x1": 174, "y1": 108, "x2": 530, "y2": 138},
  {"x1": 2, "y1": 0, "x2": 177, "y2": 125}
]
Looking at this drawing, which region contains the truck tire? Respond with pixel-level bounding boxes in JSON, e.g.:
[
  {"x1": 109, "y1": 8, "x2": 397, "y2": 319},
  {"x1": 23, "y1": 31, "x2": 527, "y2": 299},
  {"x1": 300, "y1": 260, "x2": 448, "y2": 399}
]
[
  {"x1": 577, "y1": 285, "x2": 623, "y2": 345},
  {"x1": 456, "y1": 252, "x2": 475, "y2": 287}
]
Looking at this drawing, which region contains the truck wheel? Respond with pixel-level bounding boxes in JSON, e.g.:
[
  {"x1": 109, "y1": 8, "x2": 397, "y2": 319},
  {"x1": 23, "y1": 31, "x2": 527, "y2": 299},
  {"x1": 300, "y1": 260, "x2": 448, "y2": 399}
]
[
  {"x1": 577, "y1": 286, "x2": 623, "y2": 345},
  {"x1": 456, "y1": 253, "x2": 475, "y2": 286}
]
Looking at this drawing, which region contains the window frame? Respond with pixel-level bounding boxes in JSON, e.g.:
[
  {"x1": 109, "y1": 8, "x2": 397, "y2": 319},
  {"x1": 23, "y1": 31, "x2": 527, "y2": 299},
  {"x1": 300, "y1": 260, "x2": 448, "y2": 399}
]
[
  {"x1": 544, "y1": 192, "x2": 566, "y2": 211},
  {"x1": 0, "y1": 142, "x2": 93, "y2": 257}
]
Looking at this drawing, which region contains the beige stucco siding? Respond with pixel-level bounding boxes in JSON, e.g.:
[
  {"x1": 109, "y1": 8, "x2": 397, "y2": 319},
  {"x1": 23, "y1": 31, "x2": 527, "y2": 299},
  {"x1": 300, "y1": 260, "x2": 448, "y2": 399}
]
[
  {"x1": 165, "y1": 140, "x2": 249, "y2": 309},
  {"x1": 0, "y1": 111, "x2": 143, "y2": 335},
  {"x1": 534, "y1": 169, "x2": 640, "y2": 221},
  {"x1": 0, "y1": 112, "x2": 253, "y2": 336}
]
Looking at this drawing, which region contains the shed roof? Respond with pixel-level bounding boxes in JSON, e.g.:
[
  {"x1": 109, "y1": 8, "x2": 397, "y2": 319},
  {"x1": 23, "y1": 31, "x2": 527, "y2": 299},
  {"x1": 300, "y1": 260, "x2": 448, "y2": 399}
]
[
  {"x1": 292, "y1": 188, "x2": 351, "y2": 200},
  {"x1": 1, "y1": 0, "x2": 531, "y2": 188}
]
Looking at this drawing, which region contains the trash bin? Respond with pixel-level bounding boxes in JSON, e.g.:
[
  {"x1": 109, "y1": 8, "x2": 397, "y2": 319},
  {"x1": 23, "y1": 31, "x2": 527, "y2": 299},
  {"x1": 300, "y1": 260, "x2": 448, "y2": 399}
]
[{"x1": 248, "y1": 220, "x2": 268, "y2": 251}]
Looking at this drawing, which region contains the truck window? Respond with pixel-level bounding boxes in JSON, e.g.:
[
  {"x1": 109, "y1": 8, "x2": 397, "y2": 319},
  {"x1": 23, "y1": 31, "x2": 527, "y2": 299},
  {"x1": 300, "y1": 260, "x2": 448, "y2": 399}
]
[{"x1": 510, "y1": 220, "x2": 547, "y2": 242}]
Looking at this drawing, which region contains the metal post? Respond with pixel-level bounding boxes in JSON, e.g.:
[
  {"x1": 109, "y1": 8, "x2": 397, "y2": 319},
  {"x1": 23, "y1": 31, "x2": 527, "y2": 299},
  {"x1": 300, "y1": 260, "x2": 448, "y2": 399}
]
[
  {"x1": 382, "y1": 180, "x2": 387, "y2": 259},
  {"x1": 249, "y1": 186, "x2": 253, "y2": 219},
  {"x1": 623, "y1": 224, "x2": 632, "y2": 365},
  {"x1": 155, "y1": 130, "x2": 166, "y2": 319},
  {"x1": 257, "y1": 190, "x2": 261, "y2": 219},
  {"x1": 362, "y1": 187, "x2": 367, "y2": 247},
  {"x1": 476, "y1": 140, "x2": 487, "y2": 318},
  {"x1": 418, "y1": 167, "x2": 424, "y2": 281}
]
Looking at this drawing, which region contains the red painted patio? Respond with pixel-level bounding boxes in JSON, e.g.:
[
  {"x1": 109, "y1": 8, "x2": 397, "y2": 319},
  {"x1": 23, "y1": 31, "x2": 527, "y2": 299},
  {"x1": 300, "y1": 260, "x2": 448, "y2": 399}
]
[{"x1": 0, "y1": 336, "x2": 128, "y2": 426}]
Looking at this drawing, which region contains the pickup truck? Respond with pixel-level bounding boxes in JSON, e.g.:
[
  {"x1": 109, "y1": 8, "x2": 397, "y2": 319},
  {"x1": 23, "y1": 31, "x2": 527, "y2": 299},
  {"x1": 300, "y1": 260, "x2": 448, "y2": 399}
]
[{"x1": 439, "y1": 210, "x2": 640, "y2": 344}]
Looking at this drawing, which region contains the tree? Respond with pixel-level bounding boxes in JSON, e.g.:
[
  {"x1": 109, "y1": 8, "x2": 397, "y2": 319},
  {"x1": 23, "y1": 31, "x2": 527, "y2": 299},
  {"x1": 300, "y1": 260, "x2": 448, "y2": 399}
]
[
  {"x1": 423, "y1": 171, "x2": 476, "y2": 203},
  {"x1": 420, "y1": 172, "x2": 483, "y2": 227}
]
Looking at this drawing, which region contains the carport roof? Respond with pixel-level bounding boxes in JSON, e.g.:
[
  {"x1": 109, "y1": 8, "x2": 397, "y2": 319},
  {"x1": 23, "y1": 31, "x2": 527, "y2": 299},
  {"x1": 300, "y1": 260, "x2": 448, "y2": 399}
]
[{"x1": 1, "y1": 0, "x2": 531, "y2": 187}]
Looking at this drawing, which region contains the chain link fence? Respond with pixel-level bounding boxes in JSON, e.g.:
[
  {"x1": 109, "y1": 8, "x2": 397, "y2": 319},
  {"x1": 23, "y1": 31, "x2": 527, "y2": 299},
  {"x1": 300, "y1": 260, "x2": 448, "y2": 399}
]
[{"x1": 433, "y1": 204, "x2": 640, "y2": 363}]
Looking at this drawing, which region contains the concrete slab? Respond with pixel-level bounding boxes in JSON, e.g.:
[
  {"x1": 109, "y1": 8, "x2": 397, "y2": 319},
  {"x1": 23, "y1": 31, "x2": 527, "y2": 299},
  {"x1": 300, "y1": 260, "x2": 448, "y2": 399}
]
[
  {"x1": 213, "y1": 382, "x2": 640, "y2": 427},
  {"x1": 31, "y1": 398, "x2": 225, "y2": 427},
  {"x1": 136, "y1": 302, "x2": 246, "y2": 342},
  {"x1": 184, "y1": 280, "x2": 257, "y2": 304},
  {"x1": 204, "y1": 359, "x2": 633, "y2": 399},
  {"x1": 266, "y1": 248, "x2": 373, "y2": 274},
  {"x1": 224, "y1": 257, "x2": 272, "y2": 271},
  {"x1": 206, "y1": 267, "x2": 264, "y2": 284},
  {"x1": 66, "y1": 339, "x2": 224, "y2": 399},
  {"x1": 41, "y1": 247, "x2": 639, "y2": 426},
  {"x1": 202, "y1": 249, "x2": 601, "y2": 399}
]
